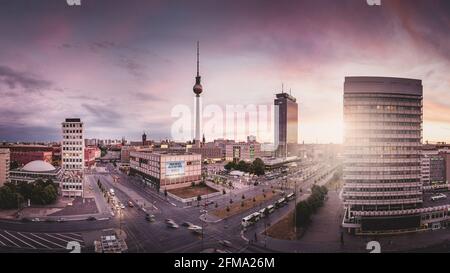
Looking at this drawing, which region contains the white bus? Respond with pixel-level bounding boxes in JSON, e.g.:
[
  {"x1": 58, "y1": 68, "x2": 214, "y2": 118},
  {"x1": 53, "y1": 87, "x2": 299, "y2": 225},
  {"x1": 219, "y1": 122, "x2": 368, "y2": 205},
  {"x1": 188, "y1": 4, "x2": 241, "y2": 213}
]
[
  {"x1": 241, "y1": 212, "x2": 261, "y2": 228},
  {"x1": 266, "y1": 205, "x2": 275, "y2": 214},
  {"x1": 286, "y1": 192, "x2": 295, "y2": 201},
  {"x1": 431, "y1": 193, "x2": 447, "y2": 202},
  {"x1": 275, "y1": 197, "x2": 287, "y2": 208}
]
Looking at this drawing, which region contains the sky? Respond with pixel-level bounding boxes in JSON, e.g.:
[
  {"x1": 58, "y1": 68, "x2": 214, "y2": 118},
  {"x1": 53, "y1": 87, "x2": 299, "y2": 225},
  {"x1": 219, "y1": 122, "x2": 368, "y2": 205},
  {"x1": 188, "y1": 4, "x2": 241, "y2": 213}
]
[{"x1": 0, "y1": 0, "x2": 449, "y2": 144}]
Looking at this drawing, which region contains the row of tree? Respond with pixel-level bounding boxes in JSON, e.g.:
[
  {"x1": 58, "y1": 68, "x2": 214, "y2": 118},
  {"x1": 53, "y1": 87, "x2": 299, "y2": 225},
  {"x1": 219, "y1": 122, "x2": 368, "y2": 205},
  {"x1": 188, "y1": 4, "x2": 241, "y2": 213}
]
[
  {"x1": 295, "y1": 185, "x2": 328, "y2": 228},
  {"x1": 0, "y1": 179, "x2": 59, "y2": 209},
  {"x1": 224, "y1": 158, "x2": 265, "y2": 176}
]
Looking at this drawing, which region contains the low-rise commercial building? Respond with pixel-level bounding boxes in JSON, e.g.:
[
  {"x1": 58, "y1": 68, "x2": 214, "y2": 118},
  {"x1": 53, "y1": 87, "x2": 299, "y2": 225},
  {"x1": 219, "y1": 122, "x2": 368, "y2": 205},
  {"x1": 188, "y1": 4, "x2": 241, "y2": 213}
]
[
  {"x1": 10, "y1": 160, "x2": 62, "y2": 185},
  {"x1": 129, "y1": 151, "x2": 202, "y2": 190}
]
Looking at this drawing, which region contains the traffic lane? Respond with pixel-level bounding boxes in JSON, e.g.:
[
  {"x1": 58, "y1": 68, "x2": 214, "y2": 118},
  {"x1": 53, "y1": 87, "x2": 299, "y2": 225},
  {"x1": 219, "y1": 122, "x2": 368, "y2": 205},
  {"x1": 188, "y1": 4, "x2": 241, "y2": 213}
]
[{"x1": 0, "y1": 218, "x2": 113, "y2": 233}]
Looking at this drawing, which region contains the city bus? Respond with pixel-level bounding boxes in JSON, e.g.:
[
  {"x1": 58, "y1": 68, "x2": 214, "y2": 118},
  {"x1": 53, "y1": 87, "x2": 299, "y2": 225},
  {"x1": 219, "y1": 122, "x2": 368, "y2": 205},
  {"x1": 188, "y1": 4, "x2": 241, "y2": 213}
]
[
  {"x1": 241, "y1": 212, "x2": 261, "y2": 228},
  {"x1": 431, "y1": 193, "x2": 447, "y2": 202},
  {"x1": 266, "y1": 204, "x2": 275, "y2": 214},
  {"x1": 286, "y1": 192, "x2": 295, "y2": 201},
  {"x1": 275, "y1": 197, "x2": 287, "y2": 208}
]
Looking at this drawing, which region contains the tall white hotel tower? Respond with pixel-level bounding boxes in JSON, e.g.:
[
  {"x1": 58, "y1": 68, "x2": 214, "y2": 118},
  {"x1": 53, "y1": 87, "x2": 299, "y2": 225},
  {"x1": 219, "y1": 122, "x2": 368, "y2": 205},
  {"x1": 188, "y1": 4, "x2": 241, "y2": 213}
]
[
  {"x1": 342, "y1": 77, "x2": 423, "y2": 233},
  {"x1": 61, "y1": 118, "x2": 84, "y2": 197}
]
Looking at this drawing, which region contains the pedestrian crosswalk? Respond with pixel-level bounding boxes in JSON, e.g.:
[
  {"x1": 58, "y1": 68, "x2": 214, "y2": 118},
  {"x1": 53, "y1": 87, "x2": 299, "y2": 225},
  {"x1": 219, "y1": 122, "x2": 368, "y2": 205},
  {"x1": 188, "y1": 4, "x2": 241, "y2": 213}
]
[{"x1": 0, "y1": 230, "x2": 85, "y2": 251}]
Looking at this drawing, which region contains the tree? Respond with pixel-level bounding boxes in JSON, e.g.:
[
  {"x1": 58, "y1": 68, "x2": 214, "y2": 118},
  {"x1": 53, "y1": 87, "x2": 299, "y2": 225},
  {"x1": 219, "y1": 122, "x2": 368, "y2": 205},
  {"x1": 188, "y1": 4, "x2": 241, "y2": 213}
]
[
  {"x1": 196, "y1": 195, "x2": 202, "y2": 207},
  {"x1": 0, "y1": 186, "x2": 23, "y2": 209},
  {"x1": 241, "y1": 194, "x2": 245, "y2": 200},
  {"x1": 222, "y1": 189, "x2": 226, "y2": 195},
  {"x1": 252, "y1": 158, "x2": 265, "y2": 176},
  {"x1": 164, "y1": 189, "x2": 168, "y2": 197},
  {"x1": 295, "y1": 201, "x2": 311, "y2": 227},
  {"x1": 191, "y1": 182, "x2": 195, "y2": 187},
  {"x1": 224, "y1": 162, "x2": 235, "y2": 171}
]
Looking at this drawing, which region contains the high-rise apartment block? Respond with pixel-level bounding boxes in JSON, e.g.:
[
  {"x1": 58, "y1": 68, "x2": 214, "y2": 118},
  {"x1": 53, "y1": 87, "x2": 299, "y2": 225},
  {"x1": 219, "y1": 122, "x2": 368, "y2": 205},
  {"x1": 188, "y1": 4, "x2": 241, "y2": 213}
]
[{"x1": 61, "y1": 118, "x2": 84, "y2": 197}]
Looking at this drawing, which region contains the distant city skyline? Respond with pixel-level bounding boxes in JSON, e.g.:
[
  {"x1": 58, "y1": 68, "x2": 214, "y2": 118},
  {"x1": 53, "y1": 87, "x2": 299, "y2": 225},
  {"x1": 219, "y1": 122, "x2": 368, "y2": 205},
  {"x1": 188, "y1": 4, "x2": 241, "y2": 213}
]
[{"x1": 1, "y1": 0, "x2": 449, "y2": 143}]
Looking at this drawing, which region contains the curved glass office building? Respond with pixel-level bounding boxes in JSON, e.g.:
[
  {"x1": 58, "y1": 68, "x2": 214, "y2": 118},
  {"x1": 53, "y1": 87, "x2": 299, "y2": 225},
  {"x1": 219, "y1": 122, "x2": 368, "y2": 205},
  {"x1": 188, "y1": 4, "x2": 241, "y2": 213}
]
[{"x1": 342, "y1": 77, "x2": 424, "y2": 233}]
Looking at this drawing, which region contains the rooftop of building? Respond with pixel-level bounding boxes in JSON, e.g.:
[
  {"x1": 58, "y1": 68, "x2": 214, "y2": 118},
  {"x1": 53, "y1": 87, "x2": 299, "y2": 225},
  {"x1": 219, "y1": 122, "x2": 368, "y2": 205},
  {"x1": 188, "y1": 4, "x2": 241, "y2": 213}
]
[
  {"x1": 275, "y1": 92, "x2": 297, "y2": 102},
  {"x1": 132, "y1": 150, "x2": 200, "y2": 156},
  {"x1": 17, "y1": 160, "x2": 59, "y2": 173},
  {"x1": 344, "y1": 76, "x2": 423, "y2": 96}
]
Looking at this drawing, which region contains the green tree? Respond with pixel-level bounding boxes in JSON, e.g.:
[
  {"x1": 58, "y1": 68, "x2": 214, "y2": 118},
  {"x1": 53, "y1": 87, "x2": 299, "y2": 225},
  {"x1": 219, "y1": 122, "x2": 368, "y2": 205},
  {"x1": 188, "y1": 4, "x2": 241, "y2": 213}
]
[
  {"x1": 196, "y1": 195, "x2": 202, "y2": 207},
  {"x1": 224, "y1": 162, "x2": 235, "y2": 171},
  {"x1": 0, "y1": 186, "x2": 23, "y2": 209},
  {"x1": 252, "y1": 158, "x2": 265, "y2": 176},
  {"x1": 295, "y1": 201, "x2": 311, "y2": 227}
]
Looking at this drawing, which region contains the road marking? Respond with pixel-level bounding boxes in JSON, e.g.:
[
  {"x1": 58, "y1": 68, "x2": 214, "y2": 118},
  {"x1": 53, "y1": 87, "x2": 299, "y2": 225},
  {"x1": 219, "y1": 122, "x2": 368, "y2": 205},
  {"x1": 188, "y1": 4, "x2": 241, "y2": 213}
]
[
  {"x1": 0, "y1": 232, "x2": 20, "y2": 247},
  {"x1": 4, "y1": 231, "x2": 35, "y2": 249},
  {"x1": 67, "y1": 233, "x2": 84, "y2": 239},
  {"x1": 44, "y1": 233, "x2": 72, "y2": 244},
  {"x1": 29, "y1": 233, "x2": 66, "y2": 249},
  {"x1": 51, "y1": 233, "x2": 84, "y2": 243},
  {"x1": 17, "y1": 232, "x2": 51, "y2": 249}
]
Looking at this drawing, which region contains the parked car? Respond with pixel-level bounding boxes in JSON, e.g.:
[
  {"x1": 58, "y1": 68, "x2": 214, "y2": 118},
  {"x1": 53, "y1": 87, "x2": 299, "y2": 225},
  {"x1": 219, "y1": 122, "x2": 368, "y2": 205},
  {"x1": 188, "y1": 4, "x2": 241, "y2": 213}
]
[
  {"x1": 128, "y1": 201, "x2": 134, "y2": 207},
  {"x1": 182, "y1": 221, "x2": 194, "y2": 227},
  {"x1": 87, "y1": 216, "x2": 97, "y2": 221},
  {"x1": 219, "y1": 240, "x2": 232, "y2": 247}
]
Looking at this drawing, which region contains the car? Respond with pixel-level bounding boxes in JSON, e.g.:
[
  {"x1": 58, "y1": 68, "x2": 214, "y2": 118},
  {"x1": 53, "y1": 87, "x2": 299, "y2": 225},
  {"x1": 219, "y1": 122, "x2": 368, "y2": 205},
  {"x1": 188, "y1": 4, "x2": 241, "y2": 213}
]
[
  {"x1": 21, "y1": 217, "x2": 31, "y2": 222},
  {"x1": 165, "y1": 218, "x2": 175, "y2": 223},
  {"x1": 188, "y1": 225, "x2": 202, "y2": 234},
  {"x1": 128, "y1": 201, "x2": 134, "y2": 207},
  {"x1": 219, "y1": 240, "x2": 232, "y2": 247},
  {"x1": 216, "y1": 249, "x2": 232, "y2": 253},
  {"x1": 87, "y1": 216, "x2": 97, "y2": 221},
  {"x1": 31, "y1": 218, "x2": 40, "y2": 222},
  {"x1": 145, "y1": 214, "x2": 155, "y2": 222},
  {"x1": 182, "y1": 221, "x2": 194, "y2": 227},
  {"x1": 57, "y1": 218, "x2": 66, "y2": 223},
  {"x1": 167, "y1": 222, "x2": 179, "y2": 228},
  {"x1": 120, "y1": 204, "x2": 126, "y2": 209}
]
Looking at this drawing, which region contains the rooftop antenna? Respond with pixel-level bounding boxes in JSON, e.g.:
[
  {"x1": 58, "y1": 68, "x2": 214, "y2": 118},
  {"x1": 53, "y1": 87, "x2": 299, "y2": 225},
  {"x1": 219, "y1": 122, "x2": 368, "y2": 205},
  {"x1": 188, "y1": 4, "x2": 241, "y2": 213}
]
[
  {"x1": 196, "y1": 40, "x2": 200, "y2": 77},
  {"x1": 282, "y1": 83, "x2": 284, "y2": 93},
  {"x1": 289, "y1": 88, "x2": 292, "y2": 96}
]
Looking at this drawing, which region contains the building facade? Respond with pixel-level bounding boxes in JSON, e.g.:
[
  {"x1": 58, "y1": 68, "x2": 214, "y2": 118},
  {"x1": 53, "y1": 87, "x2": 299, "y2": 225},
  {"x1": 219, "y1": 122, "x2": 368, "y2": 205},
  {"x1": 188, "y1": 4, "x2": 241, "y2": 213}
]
[
  {"x1": 0, "y1": 149, "x2": 10, "y2": 187},
  {"x1": 0, "y1": 145, "x2": 53, "y2": 166},
  {"x1": 129, "y1": 151, "x2": 202, "y2": 190},
  {"x1": 343, "y1": 77, "x2": 424, "y2": 233},
  {"x1": 274, "y1": 92, "x2": 298, "y2": 158},
  {"x1": 61, "y1": 118, "x2": 84, "y2": 197},
  {"x1": 225, "y1": 141, "x2": 261, "y2": 162}
]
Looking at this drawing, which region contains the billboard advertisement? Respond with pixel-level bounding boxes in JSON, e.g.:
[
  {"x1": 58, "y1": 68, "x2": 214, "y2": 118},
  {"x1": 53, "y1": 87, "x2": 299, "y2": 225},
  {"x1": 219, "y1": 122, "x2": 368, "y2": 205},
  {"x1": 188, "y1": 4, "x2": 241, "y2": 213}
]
[{"x1": 165, "y1": 161, "x2": 185, "y2": 177}]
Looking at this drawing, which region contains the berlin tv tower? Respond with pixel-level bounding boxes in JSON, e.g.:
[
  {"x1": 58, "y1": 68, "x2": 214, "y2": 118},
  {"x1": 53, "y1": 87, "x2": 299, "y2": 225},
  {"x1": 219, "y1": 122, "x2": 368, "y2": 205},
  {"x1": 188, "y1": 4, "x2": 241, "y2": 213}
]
[{"x1": 193, "y1": 41, "x2": 203, "y2": 145}]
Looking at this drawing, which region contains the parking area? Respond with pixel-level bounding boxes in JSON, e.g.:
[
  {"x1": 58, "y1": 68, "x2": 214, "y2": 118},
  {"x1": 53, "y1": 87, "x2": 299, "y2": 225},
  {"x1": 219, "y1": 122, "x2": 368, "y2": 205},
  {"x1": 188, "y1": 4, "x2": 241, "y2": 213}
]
[{"x1": 0, "y1": 229, "x2": 85, "y2": 250}]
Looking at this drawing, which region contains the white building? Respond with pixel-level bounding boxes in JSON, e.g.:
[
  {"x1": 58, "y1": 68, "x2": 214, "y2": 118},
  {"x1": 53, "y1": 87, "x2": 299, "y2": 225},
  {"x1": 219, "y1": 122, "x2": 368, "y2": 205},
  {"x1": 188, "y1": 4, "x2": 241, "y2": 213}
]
[
  {"x1": 61, "y1": 118, "x2": 84, "y2": 197},
  {"x1": 0, "y1": 148, "x2": 10, "y2": 187}
]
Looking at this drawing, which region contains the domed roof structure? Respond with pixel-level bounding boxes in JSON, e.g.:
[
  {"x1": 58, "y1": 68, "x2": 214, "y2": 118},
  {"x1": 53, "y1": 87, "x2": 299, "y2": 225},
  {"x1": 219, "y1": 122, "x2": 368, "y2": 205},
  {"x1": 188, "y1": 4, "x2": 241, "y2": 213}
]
[{"x1": 22, "y1": 160, "x2": 56, "y2": 172}]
